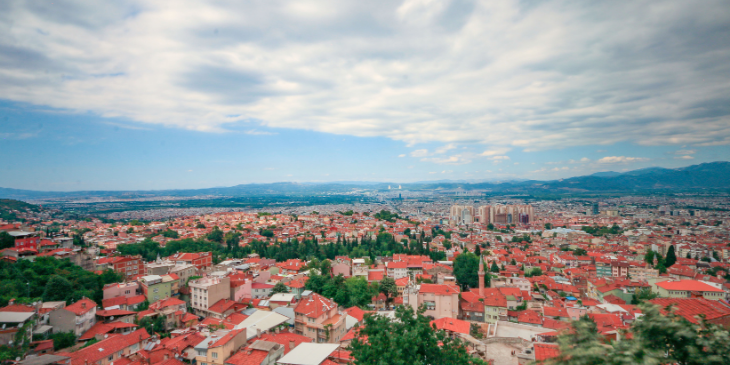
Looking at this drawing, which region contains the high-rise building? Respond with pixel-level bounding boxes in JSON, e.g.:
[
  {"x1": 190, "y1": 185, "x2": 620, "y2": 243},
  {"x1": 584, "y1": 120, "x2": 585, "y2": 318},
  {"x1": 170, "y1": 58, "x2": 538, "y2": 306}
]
[
  {"x1": 449, "y1": 205, "x2": 475, "y2": 225},
  {"x1": 477, "y1": 204, "x2": 534, "y2": 225},
  {"x1": 592, "y1": 203, "x2": 600, "y2": 215}
]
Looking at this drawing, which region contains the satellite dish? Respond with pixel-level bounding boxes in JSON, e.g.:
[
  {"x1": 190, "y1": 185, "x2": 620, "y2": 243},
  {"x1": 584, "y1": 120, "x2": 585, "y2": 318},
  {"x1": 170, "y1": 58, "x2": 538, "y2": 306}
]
[{"x1": 110, "y1": 316, "x2": 115, "y2": 320}]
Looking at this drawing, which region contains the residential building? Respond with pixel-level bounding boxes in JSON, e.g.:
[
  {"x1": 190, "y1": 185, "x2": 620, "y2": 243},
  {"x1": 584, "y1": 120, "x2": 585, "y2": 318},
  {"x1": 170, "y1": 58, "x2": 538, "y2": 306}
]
[
  {"x1": 294, "y1": 294, "x2": 347, "y2": 343},
  {"x1": 49, "y1": 298, "x2": 97, "y2": 337},
  {"x1": 168, "y1": 252, "x2": 213, "y2": 269},
  {"x1": 652, "y1": 280, "x2": 726, "y2": 300},
  {"x1": 193, "y1": 329, "x2": 248, "y2": 365},
  {"x1": 64, "y1": 328, "x2": 151, "y2": 365},
  {"x1": 190, "y1": 276, "x2": 231, "y2": 315},
  {"x1": 139, "y1": 275, "x2": 174, "y2": 303},
  {"x1": 405, "y1": 283, "x2": 460, "y2": 319}
]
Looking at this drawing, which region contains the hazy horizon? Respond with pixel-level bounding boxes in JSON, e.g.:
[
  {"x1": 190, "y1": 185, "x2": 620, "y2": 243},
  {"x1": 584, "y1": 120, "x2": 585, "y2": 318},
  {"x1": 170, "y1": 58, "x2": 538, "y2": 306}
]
[{"x1": 1, "y1": 1, "x2": 729, "y2": 191}]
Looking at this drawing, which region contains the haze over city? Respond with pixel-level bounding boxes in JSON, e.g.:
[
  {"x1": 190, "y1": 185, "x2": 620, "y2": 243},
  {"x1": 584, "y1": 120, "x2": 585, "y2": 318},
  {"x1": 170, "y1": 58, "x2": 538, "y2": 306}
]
[{"x1": 1, "y1": 1, "x2": 729, "y2": 191}]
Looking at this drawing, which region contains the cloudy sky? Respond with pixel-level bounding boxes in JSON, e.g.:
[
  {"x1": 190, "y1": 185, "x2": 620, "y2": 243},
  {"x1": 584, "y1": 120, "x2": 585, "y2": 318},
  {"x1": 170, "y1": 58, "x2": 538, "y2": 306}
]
[{"x1": 1, "y1": 0, "x2": 729, "y2": 190}]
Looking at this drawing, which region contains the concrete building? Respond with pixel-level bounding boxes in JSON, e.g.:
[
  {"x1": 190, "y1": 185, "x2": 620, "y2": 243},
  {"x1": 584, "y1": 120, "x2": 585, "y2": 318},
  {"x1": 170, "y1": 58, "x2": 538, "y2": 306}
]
[
  {"x1": 190, "y1": 276, "x2": 231, "y2": 315},
  {"x1": 652, "y1": 280, "x2": 726, "y2": 300},
  {"x1": 405, "y1": 283, "x2": 460, "y2": 319},
  {"x1": 48, "y1": 298, "x2": 97, "y2": 337},
  {"x1": 293, "y1": 294, "x2": 347, "y2": 344},
  {"x1": 139, "y1": 275, "x2": 174, "y2": 303},
  {"x1": 449, "y1": 205, "x2": 475, "y2": 225}
]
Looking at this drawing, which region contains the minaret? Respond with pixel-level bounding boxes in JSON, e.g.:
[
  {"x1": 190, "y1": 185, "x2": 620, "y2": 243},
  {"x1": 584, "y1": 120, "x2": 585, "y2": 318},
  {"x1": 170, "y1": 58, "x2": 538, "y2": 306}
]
[{"x1": 478, "y1": 255, "x2": 485, "y2": 297}]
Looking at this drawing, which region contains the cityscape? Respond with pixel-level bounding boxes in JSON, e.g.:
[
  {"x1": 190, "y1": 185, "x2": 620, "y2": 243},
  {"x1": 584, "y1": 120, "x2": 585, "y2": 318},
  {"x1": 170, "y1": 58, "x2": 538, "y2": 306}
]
[{"x1": 2, "y1": 1, "x2": 730, "y2": 365}]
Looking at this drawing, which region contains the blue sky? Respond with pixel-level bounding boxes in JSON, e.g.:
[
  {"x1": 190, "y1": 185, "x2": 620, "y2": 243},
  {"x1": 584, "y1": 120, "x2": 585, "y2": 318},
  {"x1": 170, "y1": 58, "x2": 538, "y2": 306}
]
[{"x1": 1, "y1": 1, "x2": 729, "y2": 191}]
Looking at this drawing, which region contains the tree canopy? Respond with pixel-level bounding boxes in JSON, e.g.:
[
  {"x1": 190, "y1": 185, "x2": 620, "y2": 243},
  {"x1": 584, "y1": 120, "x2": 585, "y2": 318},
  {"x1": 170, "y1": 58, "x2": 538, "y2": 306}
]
[
  {"x1": 0, "y1": 257, "x2": 123, "y2": 306},
  {"x1": 350, "y1": 305, "x2": 484, "y2": 365},
  {"x1": 543, "y1": 303, "x2": 730, "y2": 365}
]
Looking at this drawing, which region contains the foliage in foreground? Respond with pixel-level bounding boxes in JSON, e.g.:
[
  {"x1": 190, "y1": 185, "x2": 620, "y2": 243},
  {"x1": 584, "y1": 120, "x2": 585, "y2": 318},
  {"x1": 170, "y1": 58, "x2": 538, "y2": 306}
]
[
  {"x1": 0, "y1": 257, "x2": 123, "y2": 307},
  {"x1": 350, "y1": 305, "x2": 484, "y2": 365},
  {"x1": 541, "y1": 303, "x2": 730, "y2": 365}
]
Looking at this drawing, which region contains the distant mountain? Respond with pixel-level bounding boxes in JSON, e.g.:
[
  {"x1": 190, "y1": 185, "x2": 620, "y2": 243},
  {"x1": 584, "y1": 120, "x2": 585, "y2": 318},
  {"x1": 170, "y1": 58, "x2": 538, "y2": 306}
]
[
  {"x1": 525, "y1": 162, "x2": 730, "y2": 191},
  {"x1": 589, "y1": 171, "x2": 621, "y2": 178},
  {"x1": 1, "y1": 162, "x2": 729, "y2": 201}
]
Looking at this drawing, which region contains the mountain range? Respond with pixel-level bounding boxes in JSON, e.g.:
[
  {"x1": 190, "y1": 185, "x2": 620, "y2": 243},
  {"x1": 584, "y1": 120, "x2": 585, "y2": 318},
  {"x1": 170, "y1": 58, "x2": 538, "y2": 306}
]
[{"x1": 1, "y1": 161, "x2": 729, "y2": 201}]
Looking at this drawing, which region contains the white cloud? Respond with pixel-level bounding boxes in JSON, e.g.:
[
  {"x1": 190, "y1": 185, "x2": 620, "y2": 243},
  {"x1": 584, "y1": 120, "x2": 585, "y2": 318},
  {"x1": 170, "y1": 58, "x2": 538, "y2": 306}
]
[
  {"x1": 398, "y1": 154, "x2": 406, "y2": 157},
  {"x1": 480, "y1": 147, "x2": 511, "y2": 157},
  {"x1": 675, "y1": 155, "x2": 694, "y2": 160},
  {"x1": 674, "y1": 149, "x2": 696, "y2": 155},
  {"x1": 597, "y1": 156, "x2": 650, "y2": 164},
  {"x1": 410, "y1": 149, "x2": 430, "y2": 157},
  {"x1": 0, "y1": 1, "x2": 729, "y2": 150},
  {"x1": 490, "y1": 155, "x2": 510, "y2": 160},
  {"x1": 421, "y1": 154, "x2": 471, "y2": 165}
]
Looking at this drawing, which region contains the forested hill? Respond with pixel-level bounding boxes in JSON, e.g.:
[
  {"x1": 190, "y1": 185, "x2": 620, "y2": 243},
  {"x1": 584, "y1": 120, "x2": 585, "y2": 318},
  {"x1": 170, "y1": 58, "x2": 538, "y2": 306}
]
[
  {"x1": 1, "y1": 161, "x2": 729, "y2": 200},
  {"x1": 0, "y1": 199, "x2": 40, "y2": 221}
]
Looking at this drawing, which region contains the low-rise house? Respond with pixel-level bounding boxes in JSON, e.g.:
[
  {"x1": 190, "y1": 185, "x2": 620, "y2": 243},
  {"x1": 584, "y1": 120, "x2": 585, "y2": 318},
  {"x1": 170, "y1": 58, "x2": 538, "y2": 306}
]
[
  {"x1": 139, "y1": 275, "x2": 174, "y2": 303},
  {"x1": 61, "y1": 328, "x2": 151, "y2": 365},
  {"x1": 652, "y1": 280, "x2": 726, "y2": 300},
  {"x1": 193, "y1": 329, "x2": 248, "y2": 365},
  {"x1": 49, "y1": 298, "x2": 97, "y2": 337},
  {"x1": 294, "y1": 294, "x2": 347, "y2": 344},
  {"x1": 405, "y1": 283, "x2": 460, "y2": 320}
]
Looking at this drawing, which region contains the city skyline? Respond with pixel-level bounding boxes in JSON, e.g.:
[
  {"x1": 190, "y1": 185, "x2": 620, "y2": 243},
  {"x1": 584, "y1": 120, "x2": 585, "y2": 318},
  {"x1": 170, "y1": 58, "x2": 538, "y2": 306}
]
[{"x1": 1, "y1": 1, "x2": 729, "y2": 190}]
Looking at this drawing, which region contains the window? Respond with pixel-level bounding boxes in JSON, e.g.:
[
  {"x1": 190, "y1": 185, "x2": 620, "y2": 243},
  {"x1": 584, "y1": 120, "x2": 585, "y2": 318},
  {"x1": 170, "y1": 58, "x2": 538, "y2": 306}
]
[
  {"x1": 109, "y1": 356, "x2": 114, "y2": 361},
  {"x1": 212, "y1": 353, "x2": 218, "y2": 359}
]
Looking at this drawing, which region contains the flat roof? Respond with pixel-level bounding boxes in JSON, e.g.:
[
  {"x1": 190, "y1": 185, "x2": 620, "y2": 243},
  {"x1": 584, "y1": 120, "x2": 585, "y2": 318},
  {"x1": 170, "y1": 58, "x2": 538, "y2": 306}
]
[
  {"x1": 276, "y1": 343, "x2": 339, "y2": 365},
  {"x1": 0, "y1": 312, "x2": 35, "y2": 323}
]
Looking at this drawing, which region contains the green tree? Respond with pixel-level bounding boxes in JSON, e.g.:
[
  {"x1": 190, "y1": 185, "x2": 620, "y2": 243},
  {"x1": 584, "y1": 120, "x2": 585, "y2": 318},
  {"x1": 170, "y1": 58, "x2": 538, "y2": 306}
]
[
  {"x1": 453, "y1": 252, "x2": 480, "y2": 290},
  {"x1": 350, "y1": 305, "x2": 484, "y2": 365},
  {"x1": 345, "y1": 277, "x2": 378, "y2": 308},
  {"x1": 379, "y1": 277, "x2": 397, "y2": 305},
  {"x1": 490, "y1": 261, "x2": 500, "y2": 273},
  {"x1": 42, "y1": 275, "x2": 74, "y2": 302},
  {"x1": 644, "y1": 250, "x2": 655, "y2": 265},
  {"x1": 665, "y1": 245, "x2": 677, "y2": 267},
  {"x1": 272, "y1": 282, "x2": 289, "y2": 294},
  {"x1": 48, "y1": 331, "x2": 77, "y2": 351},
  {"x1": 573, "y1": 248, "x2": 587, "y2": 256},
  {"x1": 0, "y1": 231, "x2": 15, "y2": 250},
  {"x1": 544, "y1": 303, "x2": 730, "y2": 365},
  {"x1": 207, "y1": 226, "x2": 224, "y2": 243}
]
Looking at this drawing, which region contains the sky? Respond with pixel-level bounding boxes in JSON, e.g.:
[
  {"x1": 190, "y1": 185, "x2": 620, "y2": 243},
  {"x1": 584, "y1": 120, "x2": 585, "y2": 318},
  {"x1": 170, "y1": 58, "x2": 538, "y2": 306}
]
[{"x1": 1, "y1": 0, "x2": 729, "y2": 191}]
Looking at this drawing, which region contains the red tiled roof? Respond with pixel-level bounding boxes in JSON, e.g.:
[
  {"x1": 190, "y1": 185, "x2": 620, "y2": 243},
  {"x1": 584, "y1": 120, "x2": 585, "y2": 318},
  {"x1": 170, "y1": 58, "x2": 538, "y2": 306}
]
[
  {"x1": 96, "y1": 309, "x2": 136, "y2": 317},
  {"x1": 0, "y1": 304, "x2": 36, "y2": 312},
  {"x1": 102, "y1": 294, "x2": 146, "y2": 309},
  {"x1": 79, "y1": 321, "x2": 138, "y2": 341},
  {"x1": 208, "y1": 299, "x2": 237, "y2": 314},
  {"x1": 367, "y1": 271, "x2": 384, "y2": 282},
  {"x1": 225, "y1": 348, "x2": 268, "y2": 365},
  {"x1": 149, "y1": 297, "x2": 186, "y2": 310},
  {"x1": 534, "y1": 343, "x2": 560, "y2": 361},
  {"x1": 258, "y1": 331, "x2": 312, "y2": 354},
  {"x1": 68, "y1": 328, "x2": 150, "y2": 365},
  {"x1": 649, "y1": 298, "x2": 730, "y2": 324},
  {"x1": 655, "y1": 280, "x2": 724, "y2": 292},
  {"x1": 430, "y1": 317, "x2": 470, "y2": 334},
  {"x1": 65, "y1": 298, "x2": 97, "y2": 315},
  {"x1": 419, "y1": 284, "x2": 459, "y2": 295},
  {"x1": 295, "y1": 293, "x2": 336, "y2": 318},
  {"x1": 344, "y1": 307, "x2": 366, "y2": 322},
  {"x1": 210, "y1": 329, "x2": 245, "y2": 348}
]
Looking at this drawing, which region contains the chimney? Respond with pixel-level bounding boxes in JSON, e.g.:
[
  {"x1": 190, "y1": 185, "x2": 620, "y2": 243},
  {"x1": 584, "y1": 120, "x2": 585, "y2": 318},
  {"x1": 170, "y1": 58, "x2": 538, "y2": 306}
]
[
  {"x1": 164, "y1": 354, "x2": 169, "y2": 360},
  {"x1": 8, "y1": 299, "x2": 14, "y2": 305},
  {"x1": 82, "y1": 302, "x2": 87, "y2": 309},
  {"x1": 256, "y1": 328, "x2": 261, "y2": 338},
  {"x1": 289, "y1": 341, "x2": 296, "y2": 351}
]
